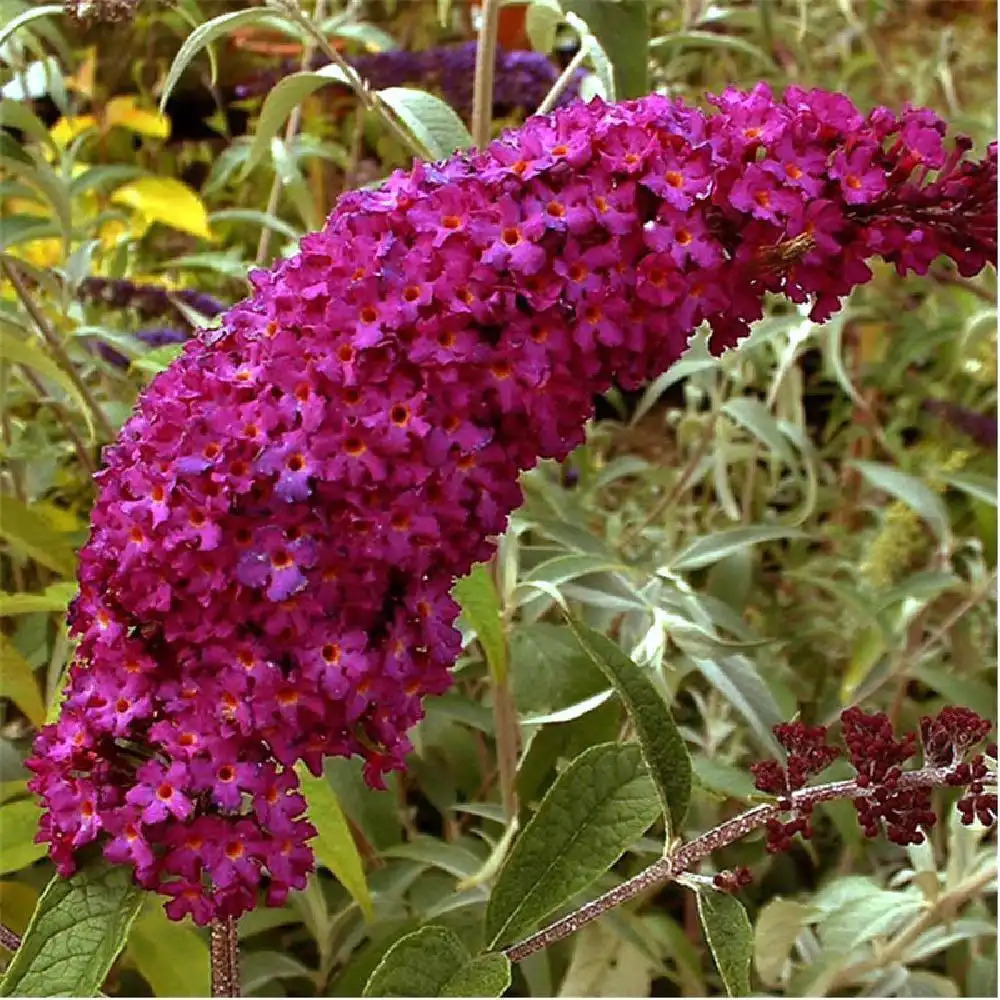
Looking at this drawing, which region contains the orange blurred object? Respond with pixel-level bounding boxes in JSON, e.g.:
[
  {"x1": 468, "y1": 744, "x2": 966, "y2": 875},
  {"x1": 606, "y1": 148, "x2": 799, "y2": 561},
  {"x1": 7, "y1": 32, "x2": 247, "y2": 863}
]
[
  {"x1": 473, "y1": 1, "x2": 531, "y2": 50},
  {"x1": 228, "y1": 27, "x2": 347, "y2": 57},
  {"x1": 498, "y1": 3, "x2": 530, "y2": 49}
]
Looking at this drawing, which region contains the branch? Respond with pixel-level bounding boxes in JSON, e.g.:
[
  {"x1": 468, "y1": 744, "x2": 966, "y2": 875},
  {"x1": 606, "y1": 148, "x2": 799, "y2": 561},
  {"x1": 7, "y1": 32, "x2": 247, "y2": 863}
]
[
  {"x1": 471, "y1": 0, "x2": 501, "y2": 149},
  {"x1": 0, "y1": 922, "x2": 21, "y2": 954},
  {"x1": 257, "y1": 0, "x2": 330, "y2": 265},
  {"x1": 269, "y1": 0, "x2": 431, "y2": 161},
  {"x1": 1, "y1": 258, "x2": 115, "y2": 441},
  {"x1": 502, "y1": 764, "x2": 960, "y2": 963}
]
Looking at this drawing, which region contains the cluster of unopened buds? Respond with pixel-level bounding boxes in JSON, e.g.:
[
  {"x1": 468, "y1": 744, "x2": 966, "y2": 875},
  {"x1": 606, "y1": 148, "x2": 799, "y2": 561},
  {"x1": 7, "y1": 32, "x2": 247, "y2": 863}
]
[
  {"x1": 750, "y1": 706, "x2": 996, "y2": 858},
  {"x1": 28, "y1": 83, "x2": 996, "y2": 923}
]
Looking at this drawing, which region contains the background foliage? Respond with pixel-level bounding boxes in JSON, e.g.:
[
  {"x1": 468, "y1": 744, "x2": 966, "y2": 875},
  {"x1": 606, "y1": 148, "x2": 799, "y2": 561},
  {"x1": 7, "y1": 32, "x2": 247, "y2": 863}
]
[{"x1": 0, "y1": 0, "x2": 995, "y2": 996}]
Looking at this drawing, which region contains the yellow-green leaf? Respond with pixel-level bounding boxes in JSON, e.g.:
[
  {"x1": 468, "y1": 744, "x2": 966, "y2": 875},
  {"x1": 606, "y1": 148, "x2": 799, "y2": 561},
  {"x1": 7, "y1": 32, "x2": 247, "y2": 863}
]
[
  {"x1": 0, "y1": 797, "x2": 45, "y2": 874},
  {"x1": 297, "y1": 764, "x2": 373, "y2": 920},
  {"x1": 0, "y1": 582, "x2": 76, "y2": 617},
  {"x1": 0, "y1": 634, "x2": 47, "y2": 727},
  {"x1": 0, "y1": 494, "x2": 77, "y2": 577},
  {"x1": 453, "y1": 563, "x2": 507, "y2": 683},
  {"x1": 0, "y1": 331, "x2": 96, "y2": 441},
  {"x1": 111, "y1": 177, "x2": 213, "y2": 241},
  {"x1": 0, "y1": 883, "x2": 39, "y2": 942},
  {"x1": 128, "y1": 906, "x2": 210, "y2": 997},
  {"x1": 0, "y1": 858, "x2": 143, "y2": 997}
]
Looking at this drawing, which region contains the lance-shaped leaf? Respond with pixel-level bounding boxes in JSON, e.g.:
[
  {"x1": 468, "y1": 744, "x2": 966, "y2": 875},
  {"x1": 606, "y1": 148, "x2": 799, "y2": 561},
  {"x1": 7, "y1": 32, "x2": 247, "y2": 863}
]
[
  {"x1": 297, "y1": 764, "x2": 373, "y2": 920},
  {"x1": 243, "y1": 64, "x2": 351, "y2": 176},
  {"x1": 127, "y1": 906, "x2": 210, "y2": 998},
  {"x1": 376, "y1": 87, "x2": 473, "y2": 160},
  {"x1": 486, "y1": 742, "x2": 659, "y2": 948},
  {"x1": 697, "y1": 890, "x2": 753, "y2": 998},
  {"x1": 564, "y1": 619, "x2": 691, "y2": 838},
  {"x1": 453, "y1": 562, "x2": 507, "y2": 683},
  {"x1": 1, "y1": 859, "x2": 144, "y2": 997},
  {"x1": 363, "y1": 926, "x2": 510, "y2": 998}
]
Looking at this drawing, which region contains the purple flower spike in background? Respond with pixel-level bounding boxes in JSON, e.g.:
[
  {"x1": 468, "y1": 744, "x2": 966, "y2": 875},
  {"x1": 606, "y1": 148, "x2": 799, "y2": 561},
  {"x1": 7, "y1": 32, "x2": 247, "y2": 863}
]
[
  {"x1": 234, "y1": 41, "x2": 587, "y2": 116},
  {"x1": 28, "y1": 86, "x2": 997, "y2": 923}
]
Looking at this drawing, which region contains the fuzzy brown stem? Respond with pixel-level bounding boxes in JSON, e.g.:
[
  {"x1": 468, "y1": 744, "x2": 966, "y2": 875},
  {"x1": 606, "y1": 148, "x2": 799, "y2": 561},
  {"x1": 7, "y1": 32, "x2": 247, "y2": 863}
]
[
  {"x1": 0, "y1": 922, "x2": 21, "y2": 954},
  {"x1": 210, "y1": 917, "x2": 240, "y2": 998},
  {"x1": 502, "y1": 764, "x2": 959, "y2": 963}
]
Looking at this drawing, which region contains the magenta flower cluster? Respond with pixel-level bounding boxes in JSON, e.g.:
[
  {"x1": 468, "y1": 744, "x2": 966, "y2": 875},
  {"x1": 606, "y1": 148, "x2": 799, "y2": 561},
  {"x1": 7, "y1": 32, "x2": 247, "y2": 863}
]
[{"x1": 28, "y1": 84, "x2": 997, "y2": 923}]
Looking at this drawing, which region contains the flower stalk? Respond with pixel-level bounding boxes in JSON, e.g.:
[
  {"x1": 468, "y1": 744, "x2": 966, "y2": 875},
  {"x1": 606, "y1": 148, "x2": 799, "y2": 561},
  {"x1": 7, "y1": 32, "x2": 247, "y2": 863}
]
[
  {"x1": 471, "y1": 0, "x2": 502, "y2": 148},
  {"x1": 502, "y1": 761, "x2": 985, "y2": 964}
]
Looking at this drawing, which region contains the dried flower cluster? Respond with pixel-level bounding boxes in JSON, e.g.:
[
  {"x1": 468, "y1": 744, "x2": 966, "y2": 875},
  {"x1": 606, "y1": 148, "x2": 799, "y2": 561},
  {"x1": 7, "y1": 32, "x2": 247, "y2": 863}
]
[
  {"x1": 29, "y1": 85, "x2": 997, "y2": 922},
  {"x1": 233, "y1": 40, "x2": 586, "y2": 117},
  {"x1": 753, "y1": 707, "x2": 995, "y2": 854}
]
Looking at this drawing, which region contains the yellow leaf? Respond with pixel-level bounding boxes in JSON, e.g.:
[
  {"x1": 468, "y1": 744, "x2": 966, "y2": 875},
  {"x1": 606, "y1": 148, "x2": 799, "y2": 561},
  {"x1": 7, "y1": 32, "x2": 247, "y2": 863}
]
[
  {"x1": 104, "y1": 96, "x2": 171, "y2": 140},
  {"x1": 110, "y1": 177, "x2": 213, "y2": 241},
  {"x1": 4, "y1": 197, "x2": 48, "y2": 217},
  {"x1": 66, "y1": 46, "x2": 97, "y2": 99},
  {"x1": 8, "y1": 238, "x2": 62, "y2": 270},
  {"x1": 49, "y1": 115, "x2": 98, "y2": 148}
]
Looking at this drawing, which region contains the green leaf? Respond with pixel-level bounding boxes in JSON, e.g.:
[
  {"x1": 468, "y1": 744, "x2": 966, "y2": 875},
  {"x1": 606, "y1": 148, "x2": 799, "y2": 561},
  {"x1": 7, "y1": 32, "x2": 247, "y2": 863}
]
[
  {"x1": 159, "y1": 8, "x2": 269, "y2": 108},
  {"x1": 244, "y1": 64, "x2": 351, "y2": 177},
  {"x1": 0, "y1": 101, "x2": 57, "y2": 153},
  {"x1": 910, "y1": 662, "x2": 997, "y2": 722},
  {"x1": 130, "y1": 343, "x2": 184, "y2": 375},
  {"x1": 440, "y1": 953, "x2": 511, "y2": 997},
  {"x1": 691, "y1": 654, "x2": 784, "y2": 758},
  {"x1": 0, "y1": 584, "x2": 75, "y2": 618},
  {"x1": 565, "y1": 0, "x2": 650, "y2": 99},
  {"x1": 0, "y1": 798, "x2": 45, "y2": 874},
  {"x1": 0, "y1": 635, "x2": 45, "y2": 727},
  {"x1": 525, "y1": 0, "x2": 562, "y2": 53},
  {"x1": 852, "y1": 460, "x2": 951, "y2": 542},
  {"x1": 0, "y1": 151, "x2": 72, "y2": 244},
  {"x1": 0, "y1": 5, "x2": 63, "y2": 52},
  {"x1": 944, "y1": 470, "x2": 997, "y2": 507},
  {"x1": 649, "y1": 29, "x2": 777, "y2": 68},
  {"x1": 268, "y1": 137, "x2": 319, "y2": 231},
  {"x1": 0, "y1": 859, "x2": 144, "y2": 997},
  {"x1": 453, "y1": 563, "x2": 507, "y2": 683},
  {"x1": 697, "y1": 890, "x2": 753, "y2": 997},
  {"x1": 363, "y1": 926, "x2": 510, "y2": 998},
  {"x1": 127, "y1": 906, "x2": 210, "y2": 998},
  {"x1": 563, "y1": 12, "x2": 615, "y2": 101},
  {"x1": 509, "y1": 622, "x2": 608, "y2": 717},
  {"x1": 669, "y1": 526, "x2": 806, "y2": 573},
  {"x1": 0, "y1": 494, "x2": 77, "y2": 577},
  {"x1": 723, "y1": 397, "x2": 798, "y2": 465},
  {"x1": 486, "y1": 742, "x2": 659, "y2": 947},
  {"x1": 564, "y1": 620, "x2": 691, "y2": 839},
  {"x1": 376, "y1": 87, "x2": 472, "y2": 160},
  {"x1": 754, "y1": 899, "x2": 815, "y2": 987},
  {"x1": 1, "y1": 328, "x2": 96, "y2": 441},
  {"x1": 296, "y1": 764, "x2": 372, "y2": 920},
  {"x1": 558, "y1": 922, "x2": 660, "y2": 996}
]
